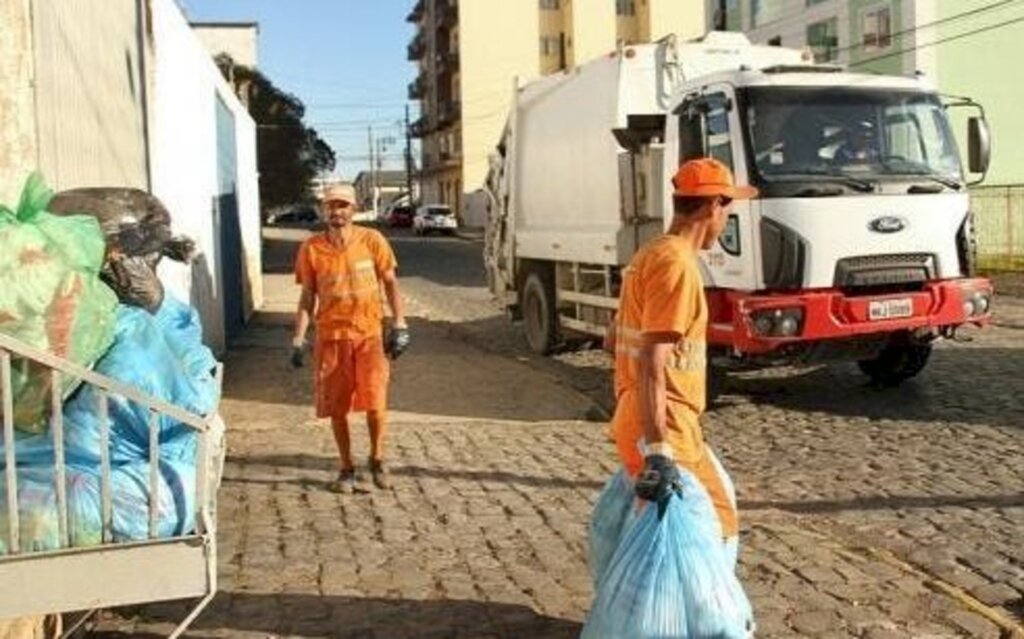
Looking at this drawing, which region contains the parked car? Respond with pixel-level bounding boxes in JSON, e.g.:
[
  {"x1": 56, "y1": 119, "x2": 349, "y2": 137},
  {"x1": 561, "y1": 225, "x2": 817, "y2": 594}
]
[
  {"x1": 266, "y1": 205, "x2": 319, "y2": 226},
  {"x1": 353, "y1": 208, "x2": 378, "y2": 225},
  {"x1": 413, "y1": 204, "x2": 458, "y2": 236},
  {"x1": 385, "y1": 204, "x2": 415, "y2": 228}
]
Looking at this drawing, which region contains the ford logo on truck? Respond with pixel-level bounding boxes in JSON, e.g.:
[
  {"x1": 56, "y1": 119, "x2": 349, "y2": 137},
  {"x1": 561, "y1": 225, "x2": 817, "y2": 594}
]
[{"x1": 869, "y1": 216, "x2": 907, "y2": 233}]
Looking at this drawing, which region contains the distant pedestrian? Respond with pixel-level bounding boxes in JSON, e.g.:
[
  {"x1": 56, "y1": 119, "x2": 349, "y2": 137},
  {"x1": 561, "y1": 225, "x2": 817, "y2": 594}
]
[{"x1": 290, "y1": 184, "x2": 410, "y2": 493}]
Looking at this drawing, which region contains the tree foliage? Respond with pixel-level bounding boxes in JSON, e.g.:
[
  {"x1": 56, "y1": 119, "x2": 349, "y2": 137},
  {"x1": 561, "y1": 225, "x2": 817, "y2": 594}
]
[{"x1": 216, "y1": 55, "x2": 335, "y2": 211}]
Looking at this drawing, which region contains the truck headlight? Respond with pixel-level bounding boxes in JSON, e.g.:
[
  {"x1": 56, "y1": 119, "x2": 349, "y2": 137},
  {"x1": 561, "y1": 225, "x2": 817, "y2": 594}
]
[
  {"x1": 751, "y1": 308, "x2": 804, "y2": 337},
  {"x1": 961, "y1": 288, "x2": 992, "y2": 317}
]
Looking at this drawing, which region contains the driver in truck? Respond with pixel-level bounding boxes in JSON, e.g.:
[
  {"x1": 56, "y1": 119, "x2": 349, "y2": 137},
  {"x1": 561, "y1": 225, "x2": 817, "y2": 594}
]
[{"x1": 833, "y1": 120, "x2": 880, "y2": 165}]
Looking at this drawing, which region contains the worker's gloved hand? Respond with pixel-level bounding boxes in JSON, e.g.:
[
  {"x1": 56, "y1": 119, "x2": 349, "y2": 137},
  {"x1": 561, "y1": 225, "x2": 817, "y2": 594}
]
[
  {"x1": 290, "y1": 338, "x2": 306, "y2": 369},
  {"x1": 386, "y1": 326, "x2": 411, "y2": 360},
  {"x1": 634, "y1": 454, "x2": 681, "y2": 520}
]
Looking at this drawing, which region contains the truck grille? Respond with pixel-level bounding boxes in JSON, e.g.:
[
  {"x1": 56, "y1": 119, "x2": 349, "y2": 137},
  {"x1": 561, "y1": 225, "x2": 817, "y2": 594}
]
[{"x1": 834, "y1": 253, "x2": 936, "y2": 291}]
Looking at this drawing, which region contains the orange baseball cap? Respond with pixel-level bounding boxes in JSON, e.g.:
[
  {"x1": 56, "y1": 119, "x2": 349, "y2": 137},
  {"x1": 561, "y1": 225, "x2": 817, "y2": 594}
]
[{"x1": 671, "y1": 158, "x2": 758, "y2": 200}]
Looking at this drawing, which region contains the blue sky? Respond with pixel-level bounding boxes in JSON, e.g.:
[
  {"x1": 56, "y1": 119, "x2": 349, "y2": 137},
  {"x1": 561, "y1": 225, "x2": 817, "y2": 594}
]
[{"x1": 182, "y1": 0, "x2": 418, "y2": 180}]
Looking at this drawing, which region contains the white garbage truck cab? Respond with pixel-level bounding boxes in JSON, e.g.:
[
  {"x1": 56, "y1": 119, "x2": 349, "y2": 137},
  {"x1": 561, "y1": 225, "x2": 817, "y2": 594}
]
[{"x1": 484, "y1": 32, "x2": 993, "y2": 387}]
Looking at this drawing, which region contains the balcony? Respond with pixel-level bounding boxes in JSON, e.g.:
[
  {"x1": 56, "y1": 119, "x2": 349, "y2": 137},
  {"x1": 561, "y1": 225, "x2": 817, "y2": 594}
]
[
  {"x1": 407, "y1": 75, "x2": 426, "y2": 101},
  {"x1": 407, "y1": 33, "x2": 426, "y2": 60},
  {"x1": 409, "y1": 116, "x2": 429, "y2": 138},
  {"x1": 437, "y1": 0, "x2": 458, "y2": 26},
  {"x1": 406, "y1": 0, "x2": 424, "y2": 23},
  {"x1": 436, "y1": 48, "x2": 460, "y2": 73},
  {"x1": 438, "y1": 100, "x2": 461, "y2": 127}
]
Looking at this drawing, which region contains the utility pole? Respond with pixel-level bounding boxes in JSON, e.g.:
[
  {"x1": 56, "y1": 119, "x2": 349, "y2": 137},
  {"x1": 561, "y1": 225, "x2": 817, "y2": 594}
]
[
  {"x1": 405, "y1": 104, "x2": 414, "y2": 206},
  {"x1": 367, "y1": 125, "x2": 376, "y2": 210}
]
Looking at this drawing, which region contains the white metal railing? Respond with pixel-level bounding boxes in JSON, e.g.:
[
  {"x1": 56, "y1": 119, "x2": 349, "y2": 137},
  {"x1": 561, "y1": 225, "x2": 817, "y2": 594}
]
[{"x1": 0, "y1": 330, "x2": 221, "y2": 637}]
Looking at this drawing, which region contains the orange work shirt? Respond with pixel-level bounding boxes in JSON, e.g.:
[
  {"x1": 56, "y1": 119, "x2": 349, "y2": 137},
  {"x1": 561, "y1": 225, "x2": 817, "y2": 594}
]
[
  {"x1": 612, "y1": 235, "x2": 738, "y2": 537},
  {"x1": 294, "y1": 227, "x2": 398, "y2": 341}
]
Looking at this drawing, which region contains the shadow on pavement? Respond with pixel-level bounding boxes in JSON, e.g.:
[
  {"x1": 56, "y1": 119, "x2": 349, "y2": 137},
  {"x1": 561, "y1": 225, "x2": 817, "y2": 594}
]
[
  {"x1": 741, "y1": 491, "x2": 1024, "y2": 515},
  {"x1": 95, "y1": 592, "x2": 582, "y2": 639},
  {"x1": 221, "y1": 453, "x2": 606, "y2": 491},
  {"x1": 220, "y1": 314, "x2": 599, "y2": 423},
  {"x1": 722, "y1": 346, "x2": 1024, "y2": 429}
]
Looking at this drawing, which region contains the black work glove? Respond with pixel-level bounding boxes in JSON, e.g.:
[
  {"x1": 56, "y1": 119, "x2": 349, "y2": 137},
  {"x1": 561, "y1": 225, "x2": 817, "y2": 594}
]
[
  {"x1": 386, "y1": 326, "x2": 411, "y2": 360},
  {"x1": 290, "y1": 340, "x2": 306, "y2": 368},
  {"x1": 634, "y1": 454, "x2": 681, "y2": 520}
]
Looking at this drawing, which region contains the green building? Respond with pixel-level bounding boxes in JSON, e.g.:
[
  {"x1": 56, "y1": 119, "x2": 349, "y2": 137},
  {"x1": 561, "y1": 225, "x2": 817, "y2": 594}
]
[{"x1": 706, "y1": 0, "x2": 1024, "y2": 269}]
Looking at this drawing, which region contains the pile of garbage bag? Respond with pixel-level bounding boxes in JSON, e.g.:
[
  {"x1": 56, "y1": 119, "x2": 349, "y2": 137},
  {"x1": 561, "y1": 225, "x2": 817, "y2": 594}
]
[
  {"x1": 583, "y1": 466, "x2": 755, "y2": 639},
  {"x1": 48, "y1": 186, "x2": 196, "y2": 313},
  {"x1": 0, "y1": 174, "x2": 119, "y2": 432},
  {"x1": 0, "y1": 175, "x2": 218, "y2": 555}
]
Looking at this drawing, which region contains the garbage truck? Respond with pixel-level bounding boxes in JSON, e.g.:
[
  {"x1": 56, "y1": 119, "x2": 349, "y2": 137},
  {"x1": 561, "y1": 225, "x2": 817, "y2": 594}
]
[{"x1": 483, "y1": 32, "x2": 994, "y2": 386}]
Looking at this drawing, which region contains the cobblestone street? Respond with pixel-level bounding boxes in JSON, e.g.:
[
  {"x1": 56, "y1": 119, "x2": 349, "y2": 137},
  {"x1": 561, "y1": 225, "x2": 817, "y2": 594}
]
[{"x1": 96, "y1": 228, "x2": 1024, "y2": 638}]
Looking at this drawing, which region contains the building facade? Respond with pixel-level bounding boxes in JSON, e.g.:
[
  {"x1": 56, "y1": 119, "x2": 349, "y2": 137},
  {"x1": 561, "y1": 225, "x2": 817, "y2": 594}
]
[
  {"x1": 706, "y1": 0, "x2": 1024, "y2": 268},
  {"x1": 407, "y1": 0, "x2": 705, "y2": 221},
  {"x1": 0, "y1": 0, "x2": 263, "y2": 353}
]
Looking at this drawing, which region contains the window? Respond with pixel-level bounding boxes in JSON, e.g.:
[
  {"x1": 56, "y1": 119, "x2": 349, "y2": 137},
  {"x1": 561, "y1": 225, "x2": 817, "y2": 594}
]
[
  {"x1": 768, "y1": 36, "x2": 782, "y2": 46},
  {"x1": 862, "y1": 5, "x2": 892, "y2": 51},
  {"x1": 539, "y1": 0, "x2": 559, "y2": 9},
  {"x1": 752, "y1": 0, "x2": 786, "y2": 27},
  {"x1": 806, "y1": 0, "x2": 828, "y2": 5},
  {"x1": 807, "y1": 17, "x2": 838, "y2": 62},
  {"x1": 616, "y1": 0, "x2": 636, "y2": 17},
  {"x1": 678, "y1": 92, "x2": 735, "y2": 171},
  {"x1": 539, "y1": 35, "x2": 557, "y2": 56}
]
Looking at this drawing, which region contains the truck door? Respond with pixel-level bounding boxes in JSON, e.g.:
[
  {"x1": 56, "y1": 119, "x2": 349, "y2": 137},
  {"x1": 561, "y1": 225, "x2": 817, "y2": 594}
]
[{"x1": 677, "y1": 87, "x2": 758, "y2": 291}]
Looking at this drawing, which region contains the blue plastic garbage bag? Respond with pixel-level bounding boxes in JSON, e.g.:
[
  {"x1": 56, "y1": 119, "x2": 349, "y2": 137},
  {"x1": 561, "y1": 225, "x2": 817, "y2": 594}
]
[
  {"x1": 60, "y1": 296, "x2": 218, "y2": 465},
  {"x1": 0, "y1": 459, "x2": 197, "y2": 554},
  {"x1": 582, "y1": 470, "x2": 754, "y2": 639},
  {"x1": 0, "y1": 465, "x2": 103, "y2": 554},
  {"x1": 72, "y1": 460, "x2": 197, "y2": 541},
  {"x1": 589, "y1": 469, "x2": 634, "y2": 586}
]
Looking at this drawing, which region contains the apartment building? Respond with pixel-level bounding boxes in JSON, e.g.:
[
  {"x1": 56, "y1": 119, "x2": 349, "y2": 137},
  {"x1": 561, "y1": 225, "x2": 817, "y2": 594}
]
[{"x1": 407, "y1": 0, "x2": 705, "y2": 219}]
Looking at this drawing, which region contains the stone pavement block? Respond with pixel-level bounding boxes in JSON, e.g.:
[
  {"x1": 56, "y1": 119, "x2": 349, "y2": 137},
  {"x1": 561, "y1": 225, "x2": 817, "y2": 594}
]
[
  {"x1": 969, "y1": 581, "x2": 1022, "y2": 607},
  {"x1": 946, "y1": 609, "x2": 1003, "y2": 638}
]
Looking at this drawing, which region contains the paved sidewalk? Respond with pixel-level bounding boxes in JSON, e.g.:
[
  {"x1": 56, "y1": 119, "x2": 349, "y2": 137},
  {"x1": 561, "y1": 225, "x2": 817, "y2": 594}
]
[{"x1": 93, "y1": 230, "x2": 1024, "y2": 638}]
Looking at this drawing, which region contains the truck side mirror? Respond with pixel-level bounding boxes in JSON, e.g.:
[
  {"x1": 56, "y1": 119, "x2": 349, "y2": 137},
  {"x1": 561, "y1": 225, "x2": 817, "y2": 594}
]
[{"x1": 968, "y1": 116, "x2": 991, "y2": 175}]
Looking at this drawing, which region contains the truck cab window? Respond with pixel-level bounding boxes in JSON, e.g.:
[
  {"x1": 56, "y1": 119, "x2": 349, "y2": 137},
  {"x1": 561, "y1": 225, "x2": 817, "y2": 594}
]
[{"x1": 678, "y1": 93, "x2": 735, "y2": 169}]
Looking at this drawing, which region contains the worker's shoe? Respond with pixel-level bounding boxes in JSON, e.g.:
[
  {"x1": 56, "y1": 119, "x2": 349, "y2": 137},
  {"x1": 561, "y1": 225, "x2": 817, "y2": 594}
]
[
  {"x1": 369, "y1": 458, "x2": 391, "y2": 490},
  {"x1": 329, "y1": 468, "x2": 357, "y2": 494}
]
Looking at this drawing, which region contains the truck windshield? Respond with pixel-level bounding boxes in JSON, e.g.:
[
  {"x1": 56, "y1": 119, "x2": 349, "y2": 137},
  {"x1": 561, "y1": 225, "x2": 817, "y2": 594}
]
[{"x1": 743, "y1": 87, "x2": 963, "y2": 192}]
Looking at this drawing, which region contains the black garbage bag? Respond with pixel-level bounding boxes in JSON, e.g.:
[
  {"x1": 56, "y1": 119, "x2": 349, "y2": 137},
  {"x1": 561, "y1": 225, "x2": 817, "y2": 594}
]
[{"x1": 48, "y1": 188, "x2": 196, "y2": 312}]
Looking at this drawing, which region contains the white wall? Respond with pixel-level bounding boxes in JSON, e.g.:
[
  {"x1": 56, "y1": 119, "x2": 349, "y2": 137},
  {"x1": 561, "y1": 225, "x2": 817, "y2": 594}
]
[
  {"x1": 192, "y1": 24, "x2": 259, "y2": 68},
  {"x1": 150, "y1": 0, "x2": 261, "y2": 354}
]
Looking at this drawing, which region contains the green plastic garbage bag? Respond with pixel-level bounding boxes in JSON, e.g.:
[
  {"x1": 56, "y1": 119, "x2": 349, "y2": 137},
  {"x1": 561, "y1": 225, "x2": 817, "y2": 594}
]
[{"x1": 0, "y1": 174, "x2": 118, "y2": 433}]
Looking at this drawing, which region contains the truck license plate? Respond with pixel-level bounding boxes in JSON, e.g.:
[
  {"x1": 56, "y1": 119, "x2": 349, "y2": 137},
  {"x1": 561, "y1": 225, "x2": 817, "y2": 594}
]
[{"x1": 869, "y1": 298, "x2": 913, "y2": 321}]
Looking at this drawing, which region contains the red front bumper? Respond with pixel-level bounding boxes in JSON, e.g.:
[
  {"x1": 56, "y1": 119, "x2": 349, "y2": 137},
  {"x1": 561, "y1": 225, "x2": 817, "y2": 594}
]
[{"x1": 707, "y1": 278, "x2": 993, "y2": 355}]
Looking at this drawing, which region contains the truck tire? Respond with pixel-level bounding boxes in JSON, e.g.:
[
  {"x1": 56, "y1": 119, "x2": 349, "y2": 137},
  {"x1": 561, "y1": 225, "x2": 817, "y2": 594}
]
[
  {"x1": 706, "y1": 360, "x2": 725, "y2": 409},
  {"x1": 522, "y1": 271, "x2": 558, "y2": 355},
  {"x1": 857, "y1": 339, "x2": 932, "y2": 387}
]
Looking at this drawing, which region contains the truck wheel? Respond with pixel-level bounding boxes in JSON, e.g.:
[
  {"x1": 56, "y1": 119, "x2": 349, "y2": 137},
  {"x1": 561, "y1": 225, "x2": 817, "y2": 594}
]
[
  {"x1": 706, "y1": 360, "x2": 725, "y2": 409},
  {"x1": 522, "y1": 271, "x2": 558, "y2": 355},
  {"x1": 857, "y1": 340, "x2": 932, "y2": 387}
]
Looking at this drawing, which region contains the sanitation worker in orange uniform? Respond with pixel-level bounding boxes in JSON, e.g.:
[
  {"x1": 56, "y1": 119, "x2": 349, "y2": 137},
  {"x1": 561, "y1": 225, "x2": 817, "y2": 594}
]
[
  {"x1": 613, "y1": 158, "x2": 757, "y2": 545},
  {"x1": 291, "y1": 184, "x2": 409, "y2": 493}
]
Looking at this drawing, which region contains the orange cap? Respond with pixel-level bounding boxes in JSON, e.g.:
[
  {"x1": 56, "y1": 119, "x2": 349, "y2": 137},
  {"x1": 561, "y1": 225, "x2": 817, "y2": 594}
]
[{"x1": 671, "y1": 158, "x2": 758, "y2": 200}]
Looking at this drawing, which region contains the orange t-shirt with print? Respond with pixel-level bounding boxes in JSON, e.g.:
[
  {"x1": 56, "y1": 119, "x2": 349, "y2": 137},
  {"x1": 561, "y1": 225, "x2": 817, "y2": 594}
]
[
  {"x1": 612, "y1": 234, "x2": 738, "y2": 537},
  {"x1": 294, "y1": 227, "x2": 398, "y2": 341}
]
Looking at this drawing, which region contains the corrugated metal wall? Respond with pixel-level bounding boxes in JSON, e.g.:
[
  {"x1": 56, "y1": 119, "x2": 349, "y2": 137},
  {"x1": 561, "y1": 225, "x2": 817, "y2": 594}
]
[{"x1": 32, "y1": 0, "x2": 148, "y2": 191}]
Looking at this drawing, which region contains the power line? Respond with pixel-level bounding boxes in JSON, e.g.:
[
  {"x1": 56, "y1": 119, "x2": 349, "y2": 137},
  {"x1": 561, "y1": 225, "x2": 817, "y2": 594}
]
[
  {"x1": 837, "y1": 0, "x2": 1024, "y2": 55},
  {"x1": 850, "y1": 10, "x2": 1024, "y2": 67}
]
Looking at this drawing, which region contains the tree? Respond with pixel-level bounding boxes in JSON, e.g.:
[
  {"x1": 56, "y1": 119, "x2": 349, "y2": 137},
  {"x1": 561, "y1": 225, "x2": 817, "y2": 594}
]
[{"x1": 215, "y1": 55, "x2": 336, "y2": 212}]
